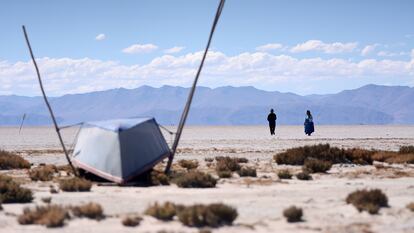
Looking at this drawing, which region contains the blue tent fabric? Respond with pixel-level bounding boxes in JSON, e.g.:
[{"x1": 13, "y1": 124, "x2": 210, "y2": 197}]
[{"x1": 72, "y1": 117, "x2": 170, "y2": 183}]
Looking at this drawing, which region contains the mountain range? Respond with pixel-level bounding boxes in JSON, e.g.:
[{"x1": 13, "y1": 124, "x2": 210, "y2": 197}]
[{"x1": 0, "y1": 84, "x2": 413, "y2": 125}]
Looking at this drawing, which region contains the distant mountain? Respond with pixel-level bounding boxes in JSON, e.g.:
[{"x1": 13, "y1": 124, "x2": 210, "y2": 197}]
[{"x1": 0, "y1": 84, "x2": 412, "y2": 125}]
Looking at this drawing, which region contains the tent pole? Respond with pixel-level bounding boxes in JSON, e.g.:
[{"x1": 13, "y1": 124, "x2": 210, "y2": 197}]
[
  {"x1": 22, "y1": 25, "x2": 78, "y2": 177},
  {"x1": 165, "y1": 0, "x2": 226, "y2": 173}
]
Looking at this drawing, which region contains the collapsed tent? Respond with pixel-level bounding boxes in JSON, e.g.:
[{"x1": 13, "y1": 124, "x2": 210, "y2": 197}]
[{"x1": 72, "y1": 118, "x2": 170, "y2": 183}]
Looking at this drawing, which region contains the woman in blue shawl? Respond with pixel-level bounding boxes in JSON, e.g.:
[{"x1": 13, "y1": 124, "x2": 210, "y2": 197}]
[{"x1": 304, "y1": 110, "x2": 314, "y2": 136}]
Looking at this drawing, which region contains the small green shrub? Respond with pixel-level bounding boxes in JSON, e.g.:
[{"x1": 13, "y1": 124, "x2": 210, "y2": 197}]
[
  {"x1": 0, "y1": 150, "x2": 31, "y2": 170},
  {"x1": 237, "y1": 167, "x2": 257, "y2": 177},
  {"x1": 145, "y1": 202, "x2": 178, "y2": 221},
  {"x1": 277, "y1": 170, "x2": 292, "y2": 179},
  {"x1": 177, "y1": 203, "x2": 237, "y2": 228},
  {"x1": 179, "y1": 160, "x2": 199, "y2": 170},
  {"x1": 17, "y1": 205, "x2": 69, "y2": 228},
  {"x1": 175, "y1": 171, "x2": 217, "y2": 188},
  {"x1": 215, "y1": 157, "x2": 241, "y2": 172},
  {"x1": 0, "y1": 175, "x2": 33, "y2": 203},
  {"x1": 283, "y1": 206, "x2": 303, "y2": 223},
  {"x1": 346, "y1": 189, "x2": 388, "y2": 214},
  {"x1": 217, "y1": 170, "x2": 232, "y2": 178},
  {"x1": 303, "y1": 159, "x2": 332, "y2": 173},
  {"x1": 296, "y1": 172, "x2": 312, "y2": 180},
  {"x1": 29, "y1": 165, "x2": 57, "y2": 181},
  {"x1": 71, "y1": 202, "x2": 104, "y2": 220},
  {"x1": 59, "y1": 177, "x2": 92, "y2": 192},
  {"x1": 122, "y1": 216, "x2": 142, "y2": 227}
]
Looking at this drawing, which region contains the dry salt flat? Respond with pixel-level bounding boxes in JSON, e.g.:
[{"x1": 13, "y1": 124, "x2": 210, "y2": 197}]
[{"x1": 1, "y1": 125, "x2": 414, "y2": 233}]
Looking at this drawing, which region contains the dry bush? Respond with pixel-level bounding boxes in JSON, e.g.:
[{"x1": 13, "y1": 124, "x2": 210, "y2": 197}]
[
  {"x1": 283, "y1": 206, "x2": 303, "y2": 223},
  {"x1": 59, "y1": 177, "x2": 92, "y2": 192},
  {"x1": 175, "y1": 171, "x2": 217, "y2": 188},
  {"x1": 0, "y1": 150, "x2": 31, "y2": 170},
  {"x1": 204, "y1": 158, "x2": 214, "y2": 162},
  {"x1": 277, "y1": 170, "x2": 292, "y2": 179},
  {"x1": 179, "y1": 160, "x2": 199, "y2": 170},
  {"x1": 303, "y1": 159, "x2": 332, "y2": 173},
  {"x1": 18, "y1": 205, "x2": 69, "y2": 228},
  {"x1": 399, "y1": 146, "x2": 414, "y2": 154},
  {"x1": 296, "y1": 172, "x2": 312, "y2": 180},
  {"x1": 236, "y1": 157, "x2": 248, "y2": 163},
  {"x1": 406, "y1": 202, "x2": 414, "y2": 212},
  {"x1": 346, "y1": 148, "x2": 374, "y2": 165},
  {"x1": 237, "y1": 167, "x2": 257, "y2": 177},
  {"x1": 41, "y1": 197, "x2": 52, "y2": 204},
  {"x1": 177, "y1": 203, "x2": 237, "y2": 228},
  {"x1": 145, "y1": 202, "x2": 178, "y2": 221},
  {"x1": 29, "y1": 165, "x2": 57, "y2": 181},
  {"x1": 0, "y1": 175, "x2": 33, "y2": 203},
  {"x1": 346, "y1": 189, "x2": 388, "y2": 214},
  {"x1": 150, "y1": 170, "x2": 170, "y2": 186},
  {"x1": 215, "y1": 157, "x2": 241, "y2": 172},
  {"x1": 71, "y1": 202, "x2": 104, "y2": 220},
  {"x1": 217, "y1": 170, "x2": 232, "y2": 178},
  {"x1": 122, "y1": 216, "x2": 142, "y2": 227},
  {"x1": 50, "y1": 186, "x2": 58, "y2": 194},
  {"x1": 372, "y1": 151, "x2": 414, "y2": 164}
]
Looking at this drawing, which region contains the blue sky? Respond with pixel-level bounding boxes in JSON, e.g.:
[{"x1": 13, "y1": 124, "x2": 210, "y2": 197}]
[{"x1": 1, "y1": 0, "x2": 413, "y2": 96}]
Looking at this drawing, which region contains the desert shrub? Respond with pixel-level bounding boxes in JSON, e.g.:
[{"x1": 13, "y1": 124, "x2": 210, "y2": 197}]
[
  {"x1": 236, "y1": 157, "x2": 248, "y2": 163},
  {"x1": 215, "y1": 157, "x2": 241, "y2": 172},
  {"x1": 177, "y1": 203, "x2": 237, "y2": 228},
  {"x1": 122, "y1": 216, "x2": 142, "y2": 227},
  {"x1": 406, "y1": 202, "x2": 414, "y2": 212},
  {"x1": 303, "y1": 159, "x2": 332, "y2": 173},
  {"x1": 283, "y1": 206, "x2": 303, "y2": 223},
  {"x1": 296, "y1": 172, "x2": 312, "y2": 180},
  {"x1": 41, "y1": 197, "x2": 52, "y2": 204},
  {"x1": 150, "y1": 170, "x2": 170, "y2": 186},
  {"x1": 29, "y1": 165, "x2": 57, "y2": 181},
  {"x1": 277, "y1": 170, "x2": 292, "y2": 179},
  {"x1": 346, "y1": 148, "x2": 374, "y2": 165},
  {"x1": 346, "y1": 189, "x2": 388, "y2": 214},
  {"x1": 237, "y1": 167, "x2": 257, "y2": 177},
  {"x1": 18, "y1": 205, "x2": 69, "y2": 228},
  {"x1": 0, "y1": 150, "x2": 31, "y2": 170},
  {"x1": 179, "y1": 160, "x2": 199, "y2": 170},
  {"x1": 71, "y1": 202, "x2": 104, "y2": 220},
  {"x1": 372, "y1": 151, "x2": 414, "y2": 164},
  {"x1": 59, "y1": 177, "x2": 92, "y2": 192},
  {"x1": 50, "y1": 186, "x2": 58, "y2": 194},
  {"x1": 217, "y1": 170, "x2": 232, "y2": 178},
  {"x1": 0, "y1": 175, "x2": 33, "y2": 203},
  {"x1": 175, "y1": 171, "x2": 217, "y2": 188},
  {"x1": 204, "y1": 158, "x2": 214, "y2": 162},
  {"x1": 145, "y1": 202, "x2": 178, "y2": 221},
  {"x1": 399, "y1": 146, "x2": 414, "y2": 154}
]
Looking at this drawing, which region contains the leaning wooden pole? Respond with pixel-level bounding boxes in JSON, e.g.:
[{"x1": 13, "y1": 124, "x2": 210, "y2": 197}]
[
  {"x1": 22, "y1": 25, "x2": 78, "y2": 176},
  {"x1": 165, "y1": 0, "x2": 226, "y2": 173}
]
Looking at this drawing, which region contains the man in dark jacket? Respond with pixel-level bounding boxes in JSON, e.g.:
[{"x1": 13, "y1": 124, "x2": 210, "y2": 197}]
[{"x1": 267, "y1": 109, "x2": 277, "y2": 135}]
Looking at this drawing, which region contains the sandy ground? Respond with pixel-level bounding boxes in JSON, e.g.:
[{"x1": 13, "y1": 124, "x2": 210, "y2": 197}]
[{"x1": 1, "y1": 125, "x2": 414, "y2": 232}]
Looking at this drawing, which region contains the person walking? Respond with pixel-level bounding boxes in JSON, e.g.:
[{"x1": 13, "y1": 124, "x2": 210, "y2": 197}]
[
  {"x1": 267, "y1": 109, "x2": 277, "y2": 135},
  {"x1": 304, "y1": 110, "x2": 314, "y2": 136}
]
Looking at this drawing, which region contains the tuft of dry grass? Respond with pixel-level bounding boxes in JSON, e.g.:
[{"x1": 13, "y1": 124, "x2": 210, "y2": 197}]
[
  {"x1": 145, "y1": 202, "x2": 178, "y2": 221},
  {"x1": 41, "y1": 197, "x2": 52, "y2": 204},
  {"x1": 296, "y1": 172, "x2": 312, "y2": 180},
  {"x1": 283, "y1": 206, "x2": 303, "y2": 223},
  {"x1": 150, "y1": 170, "x2": 170, "y2": 186},
  {"x1": 237, "y1": 167, "x2": 257, "y2": 177},
  {"x1": 18, "y1": 205, "x2": 69, "y2": 228},
  {"x1": 236, "y1": 157, "x2": 249, "y2": 163},
  {"x1": 0, "y1": 174, "x2": 33, "y2": 203},
  {"x1": 174, "y1": 171, "x2": 217, "y2": 188},
  {"x1": 217, "y1": 170, "x2": 232, "y2": 178},
  {"x1": 277, "y1": 169, "x2": 292, "y2": 179},
  {"x1": 406, "y1": 202, "x2": 414, "y2": 212},
  {"x1": 179, "y1": 160, "x2": 199, "y2": 170},
  {"x1": 303, "y1": 159, "x2": 332, "y2": 173},
  {"x1": 346, "y1": 189, "x2": 388, "y2": 214},
  {"x1": 59, "y1": 177, "x2": 92, "y2": 192},
  {"x1": 29, "y1": 165, "x2": 57, "y2": 181},
  {"x1": 0, "y1": 150, "x2": 31, "y2": 170},
  {"x1": 177, "y1": 203, "x2": 237, "y2": 228},
  {"x1": 204, "y1": 158, "x2": 214, "y2": 163},
  {"x1": 71, "y1": 202, "x2": 105, "y2": 220},
  {"x1": 122, "y1": 215, "x2": 142, "y2": 227},
  {"x1": 371, "y1": 151, "x2": 414, "y2": 164},
  {"x1": 215, "y1": 157, "x2": 241, "y2": 172},
  {"x1": 399, "y1": 145, "x2": 414, "y2": 154}
]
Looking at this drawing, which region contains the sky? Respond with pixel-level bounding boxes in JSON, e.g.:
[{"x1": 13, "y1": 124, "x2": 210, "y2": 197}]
[{"x1": 0, "y1": 0, "x2": 414, "y2": 96}]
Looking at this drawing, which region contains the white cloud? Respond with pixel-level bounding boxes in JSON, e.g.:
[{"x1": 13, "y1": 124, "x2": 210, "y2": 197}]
[
  {"x1": 95, "y1": 34, "x2": 106, "y2": 41},
  {"x1": 164, "y1": 46, "x2": 185, "y2": 54},
  {"x1": 361, "y1": 44, "x2": 378, "y2": 56},
  {"x1": 2, "y1": 51, "x2": 414, "y2": 96},
  {"x1": 122, "y1": 43, "x2": 158, "y2": 54},
  {"x1": 291, "y1": 40, "x2": 358, "y2": 53},
  {"x1": 256, "y1": 43, "x2": 283, "y2": 52}
]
